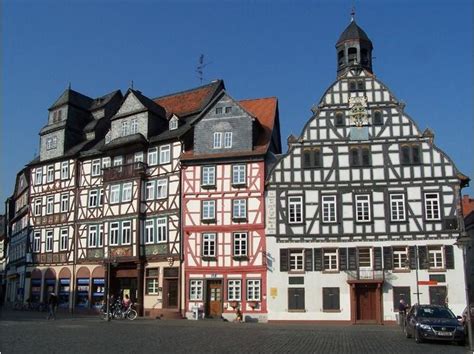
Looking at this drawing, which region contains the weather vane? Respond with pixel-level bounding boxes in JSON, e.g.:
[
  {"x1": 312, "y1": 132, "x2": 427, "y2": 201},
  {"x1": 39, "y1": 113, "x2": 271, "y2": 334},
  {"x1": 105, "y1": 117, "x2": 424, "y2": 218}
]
[{"x1": 196, "y1": 54, "x2": 211, "y2": 84}]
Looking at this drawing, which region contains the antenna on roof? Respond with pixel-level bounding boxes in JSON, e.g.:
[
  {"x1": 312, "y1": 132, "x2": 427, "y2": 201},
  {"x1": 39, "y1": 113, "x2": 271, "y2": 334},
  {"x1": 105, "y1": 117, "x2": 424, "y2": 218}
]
[
  {"x1": 68, "y1": 82, "x2": 71, "y2": 90},
  {"x1": 196, "y1": 54, "x2": 211, "y2": 84},
  {"x1": 350, "y1": 6, "x2": 356, "y2": 22},
  {"x1": 130, "y1": 80, "x2": 134, "y2": 90}
]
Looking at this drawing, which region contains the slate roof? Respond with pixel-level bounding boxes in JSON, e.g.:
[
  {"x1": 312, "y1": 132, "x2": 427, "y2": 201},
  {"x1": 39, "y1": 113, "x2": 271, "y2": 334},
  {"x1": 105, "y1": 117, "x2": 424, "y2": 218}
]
[
  {"x1": 48, "y1": 89, "x2": 94, "y2": 111},
  {"x1": 337, "y1": 20, "x2": 372, "y2": 45},
  {"x1": 90, "y1": 90, "x2": 122, "y2": 111}
]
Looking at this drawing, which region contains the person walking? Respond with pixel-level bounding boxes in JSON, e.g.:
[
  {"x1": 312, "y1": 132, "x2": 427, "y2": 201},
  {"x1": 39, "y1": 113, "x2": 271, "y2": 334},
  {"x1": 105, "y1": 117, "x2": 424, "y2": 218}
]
[
  {"x1": 399, "y1": 299, "x2": 408, "y2": 327},
  {"x1": 47, "y1": 293, "x2": 58, "y2": 320}
]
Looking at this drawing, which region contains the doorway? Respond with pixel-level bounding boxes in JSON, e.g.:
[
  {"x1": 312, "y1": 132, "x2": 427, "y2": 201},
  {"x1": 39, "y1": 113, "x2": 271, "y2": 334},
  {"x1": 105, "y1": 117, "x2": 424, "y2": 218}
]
[
  {"x1": 356, "y1": 285, "x2": 377, "y2": 321},
  {"x1": 163, "y1": 279, "x2": 178, "y2": 308},
  {"x1": 206, "y1": 280, "x2": 222, "y2": 318}
]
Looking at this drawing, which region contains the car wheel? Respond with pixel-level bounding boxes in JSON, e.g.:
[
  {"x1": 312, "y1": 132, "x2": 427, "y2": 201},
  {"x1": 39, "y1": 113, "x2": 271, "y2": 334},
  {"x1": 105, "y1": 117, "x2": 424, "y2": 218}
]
[
  {"x1": 404, "y1": 324, "x2": 412, "y2": 338},
  {"x1": 414, "y1": 329, "x2": 423, "y2": 343}
]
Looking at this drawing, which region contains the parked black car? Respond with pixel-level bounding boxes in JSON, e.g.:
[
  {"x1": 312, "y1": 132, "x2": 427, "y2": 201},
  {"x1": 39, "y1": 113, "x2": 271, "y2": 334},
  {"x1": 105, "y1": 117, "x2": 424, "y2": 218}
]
[{"x1": 404, "y1": 304, "x2": 465, "y2": 345}]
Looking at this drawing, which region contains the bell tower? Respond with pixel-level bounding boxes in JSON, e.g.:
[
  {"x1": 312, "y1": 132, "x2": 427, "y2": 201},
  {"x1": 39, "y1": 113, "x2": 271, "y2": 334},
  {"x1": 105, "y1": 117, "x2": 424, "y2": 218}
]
[{"x1": 336, "y1": 11, "x2": 373, "y2": 78}]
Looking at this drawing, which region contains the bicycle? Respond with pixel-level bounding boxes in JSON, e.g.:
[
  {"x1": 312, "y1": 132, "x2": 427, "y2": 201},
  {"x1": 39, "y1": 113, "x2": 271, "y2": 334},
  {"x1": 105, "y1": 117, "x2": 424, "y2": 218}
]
[{"x1": 114, "y1": 303, "x2": 138, "y2": 321}]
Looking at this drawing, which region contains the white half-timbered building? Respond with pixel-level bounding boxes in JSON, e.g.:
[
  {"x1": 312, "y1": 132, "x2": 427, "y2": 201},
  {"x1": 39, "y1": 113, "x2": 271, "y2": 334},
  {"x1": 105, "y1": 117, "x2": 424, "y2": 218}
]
[{"x1": 265, "y1": 19, "x2": 469, "y2": 324}]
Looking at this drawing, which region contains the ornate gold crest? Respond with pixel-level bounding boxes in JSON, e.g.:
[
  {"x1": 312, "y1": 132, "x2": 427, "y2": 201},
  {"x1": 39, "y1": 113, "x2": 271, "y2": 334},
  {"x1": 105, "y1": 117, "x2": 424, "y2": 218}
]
[{"x1": 348, "y1": 96, "x2": 368, "y2": 127}]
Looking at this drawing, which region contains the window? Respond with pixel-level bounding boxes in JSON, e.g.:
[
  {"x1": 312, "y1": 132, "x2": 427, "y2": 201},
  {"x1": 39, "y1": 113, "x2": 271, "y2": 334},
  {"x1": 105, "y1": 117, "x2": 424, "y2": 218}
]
[
  {"x1": 350, "y1": 147, "x2": 371, "y2": 167},
  {"x1": 98, "y1": 225, "x2": 103, "y2": 247},
  {"x1": 121, "y1": 221, "x2": 131, "y2": 245},
  {"x1": 288, "y1": 288, "x2": 305, "y2": 311},
  {"x1": 98, "y1": 189, "x2": 104, "y2": 206},
  {"x1": 130, "y1": 119, "x2": 138, "y2": 134},
  {"x1": 224, "y1": 132, "x2": 232, "y2": 148},
  {"x1": 148, "y1": 148, "x2": 158, "y2": 166},
  {"x1": 355, "y1": 195, "x2": 371, "y2": 222},
  {"x1": 228, "y1": 280, "x2": 241, "y2": 301},
  {"x1": 144, "y1": 220, "x2": 154, "y2": 244},
  {"x1": 303, "y1": 148, "x2": 322, "y2": 168},
  {"x1": 169, "y1": 118, "x2": 178, "y2": 131},
  {"x1": 322, "y1": 288, "x2": 340, "y2": 310},
  {"x1": 88, "y1": 225, "x2": 98, "y2": 248},
  {"x1": 288, "y1": 196, "x2": 303, "y2": 223},
  {"x1": 145, "y1": 268, "x2": 159, "y2": 295},
  {"x1": 33, "y1": 231, "x2": 41, "y2": 252},
  {"x1": 358, "y1": 248, "x2": 372, "y2": 269},
  {"x1": 145, "y1": 181, "x2": 155, "y2": 201},
  {"x1": 202, "y1": 200, "x2": 215, "y2": 221},
  {"x1": 156, "y1": 179, "x2": 168, "y2": 199},
  {"x1": 202, "y1": 166, "x2": 216, "y2": 187},
  {"x1": 102, "y1": 157, "x2": 111, "y2": 169},
  {"x1": 34, "y1": 198, "x2": 42, "y2": 216},
  {"x1": 159, "y1": 145, "x2": 171, "y2": 164},
  {"x1": 429, "y1": 286, "x2": 447, "y2": 306},
  {"x1": 215, "y1": 107, "x2": 222, "y2": 114},
  {"x1": 373, "y1": 110, "x2": 383, "y2": 125},
  {"x1": 232, "y1": 165, "x2": 246, "y2": 186},
  {"x1": 134, "y1": 152, "x2": 143, "y2": 163},
  {"x1": 322, "y1": 195, "x2": 337, "y2": 223},
  {"x1": 233, "y1": 233, "x2": 247, "y2": 257},
  {"x1": 232, "y1": 199, "x2": 247, "y2": 220},
  {"x1": 225, "y1": 106, "x2": 232, "y2": 114},
  {"x1": 156, "y1": 217, "x2": 167, "y2": 242},
  {"x1": 213, "y1": 132, "x2": 222, "y2": 149},
  {"x1": 35, "y1": 168, "x2": 42, "y2": 185},
  {"x1": 289, "y1": 250, "x2": 304, "y2": 271},
  {"x1": 247, "y1": 280, "x2": 261, "y2": 301},
  {"x1": 60, "y1": 229, "x2": 68, "y2": 251},
  {"x1": 390, "y1": 194, "x2": 406, "y2": 221},
  {"x1": 91, "y1": 159, "x2": 101, "y2": 176},
  {"x1": 190, "y1": 280, "x2": 203, "y2": 300},
  {"x1": 89, "y1": 190, "x2": 99, "y2": 208},
  {"x1": 323, "y1": 249, "x2": 338, "y2": 271},
  {"x1": 46, "y1": 196, "x2": 54, "y2": 215},
  {"x1": 335, "y1": 112, "x2": 345, "y2": 126},
  {"x1": 425, "y1": 193, "x2": 440, "y2": 220},
  {"x1": 393, "y1": 247, "x2": 408, "y2": 270},
  {"x1": 122, "y1": 182, "x2": 132, "y2": 202},
  {"x1": 393, "y1": 287, "x2": 411, "y2": 311},
  {"x1": 61, "y1": 161, "x2": 69, "y2": 180},
  {"x1": 110, "y1": 185, "x2": 120, "y2": 204},
  {"x1": 109, "y1": 222, "x2": 119, "y2": 246},
  {"x1": 46, "y1": 137, "x2": 53, "y2": 150},
  {"x1": 202, "y1": 233, "x2": 216, "y2": 257},
  {"x1": 401, "y1": 145, "x2": 421, "y2": 165},
  {"x1": 428, "y1": 246, "x2": 444, "y2": 269},
  {"x1": 113, "y1": 156, "x2": 123, "y2": 167},
  {"x1": 60, "y1": 193, "x2": 69, "y2": 212},
  {"x1": 46, "y1": 230, "x2": 53, "y2": 252},
  {"x1": 47, "y1": 165, "x2": 54, "y2": 183},
  {"x1": 121, "y1": 121, "x2": 129, "y2": 136}
]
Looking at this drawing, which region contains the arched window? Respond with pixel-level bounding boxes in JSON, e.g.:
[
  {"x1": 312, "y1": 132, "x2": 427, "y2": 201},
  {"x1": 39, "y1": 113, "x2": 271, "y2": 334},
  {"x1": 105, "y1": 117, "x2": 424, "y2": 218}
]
[
  {"x1": 401, "y1": 145, "x2": 411, "y2": 164},
  {"x1": 361, "y1": 49, "x2": 369, "y2": 65},
  {"x1": 361, "y1": 148, "x2": 371, "y2": 166},
  {"x1": 335, "y1": 112, "x2": 345, "y2": 126},
  {"x1": 350, "y1": 148, "x2": 359, "y2": 166},
  {"x1": 338, "y1": 50, "x2": 345, "y2": 67}
]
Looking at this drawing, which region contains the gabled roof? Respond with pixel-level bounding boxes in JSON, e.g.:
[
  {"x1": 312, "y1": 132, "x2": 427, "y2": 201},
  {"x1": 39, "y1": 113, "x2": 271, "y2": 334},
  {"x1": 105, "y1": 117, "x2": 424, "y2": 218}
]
[
  {"x1": 89, "y1": 90, "x2": 122, "y2": 111},
  {"x1": 48, "y1": 88, "x2": 94, "y2": 111},
  {"x1": 129, "y1": 89, "x2": 166, "y2": 118},
  {"x1": 154, "y1": 80, "x2": 224, "y2": 118},
  {"x1": 336, "y1": 20, "x2": 372, "y2": 45}
]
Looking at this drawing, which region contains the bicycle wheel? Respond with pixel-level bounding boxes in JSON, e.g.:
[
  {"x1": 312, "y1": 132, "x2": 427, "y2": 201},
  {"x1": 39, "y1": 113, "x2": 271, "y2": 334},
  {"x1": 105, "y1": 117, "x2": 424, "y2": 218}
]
[
  {"x1": 99, "y1": 308, "x2": 109, "y2": 320},
  {"x1": 113, "y1": 308, "x2": 124, "y2": 320},
  {"x1": 127, "y1": 309, "x2": 137, "y2": 321}
]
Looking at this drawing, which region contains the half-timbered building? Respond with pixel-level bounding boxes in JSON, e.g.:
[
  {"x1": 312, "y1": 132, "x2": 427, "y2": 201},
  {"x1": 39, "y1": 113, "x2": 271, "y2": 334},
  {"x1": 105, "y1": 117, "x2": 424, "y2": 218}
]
[
  {"x1": 265, "y1": 19, "x2": 470, "y2": 324},
  {"x1": 182, "y1": 89, "x2": 282, "y2": 321}
]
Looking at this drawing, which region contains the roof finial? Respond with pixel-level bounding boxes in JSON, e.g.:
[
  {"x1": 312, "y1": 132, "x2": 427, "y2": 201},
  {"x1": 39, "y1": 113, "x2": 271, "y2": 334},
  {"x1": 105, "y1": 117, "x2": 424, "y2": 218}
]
[
  {"x1": 351, "y1": 6, "x2": 356, "y2": 22},
  {"x1": 68, "y1": 82, "x2": 71, "y2": 90},
  {"x1": 130, "y1": 80, "x2": 134, "y2": 89}
]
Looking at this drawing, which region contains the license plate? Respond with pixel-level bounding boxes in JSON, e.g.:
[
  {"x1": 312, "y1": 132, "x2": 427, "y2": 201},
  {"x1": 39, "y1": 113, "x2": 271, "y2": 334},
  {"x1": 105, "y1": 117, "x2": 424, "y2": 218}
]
[{"x1": 437, "y1": 331, "x2": 452, "y2": 337}]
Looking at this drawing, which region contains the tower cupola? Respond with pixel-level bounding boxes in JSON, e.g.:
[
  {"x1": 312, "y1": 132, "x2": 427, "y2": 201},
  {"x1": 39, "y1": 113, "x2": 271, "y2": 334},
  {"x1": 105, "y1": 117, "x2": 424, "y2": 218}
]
[{"x1": 336, "y1": 14, "x2": 373, "y2": 78}]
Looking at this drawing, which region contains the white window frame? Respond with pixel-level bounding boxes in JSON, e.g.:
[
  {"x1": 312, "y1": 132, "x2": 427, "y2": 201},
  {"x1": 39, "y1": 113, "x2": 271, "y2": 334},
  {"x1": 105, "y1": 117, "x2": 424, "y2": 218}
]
[
  {"x1": 91, "y1": 159, "x2": 101, "y2": 177},
  {"x1": 425, "y1": 193, "x2": 441, "y2": 221},
  {"x1": 130, "y1": 119, "x2": 138, "y2": 134},
  {"x1": 156, "y1": 179, "x2": 168, "y2": 199},
  {"x1": 145, "y1": 181, "x2": 155, "y2": 201},
  {"x1": 61, "y1": 161, "x2": 69, "y2": 180},
  {"x1": 148, "y1": 147, "x2": 158, "y2": 166},
  {"x1": 88, "y1": 225, "x2": 98, "y2": 248},
  {"x1": 232, "y1": 199, "x2": 247, "y2": 220},
  {"x1": 228, "y1": 280, "x2": 241, "y2": 301},
  {"x1": 35, "y1": 168, "x2": 42, "y2": 185},
  {"x1": 393, "y1": 247, "x2": 408, "y2": 270},
  {"x1": 355, "y1": 195, "x2": 371, "y2": 222},
  {"x1": 246, "y1": 279, "x2": 261, "y2": 301},
  {"x1": 224, "y1": 132, "x2": 232, "y2": 148},
  {"x1": 288, "y1": 196, "x2": 303, "y2": 224},
  {"x1": 98, "y1": 189, "x2": 104, "y2": 207},
  {"x1": 33, "y1": 231, "x2": 41, "y2": 253},
  {"x1": 169, "y1": 118, "x2": 178, "y2": 130},
  {"x1": 121, "y1": 221, "x2": 131, "y2": 245},
  {"x1": 233, "y1": 232, "x2": 248, "y2": 257},
  {"x1": 134, "y1": 152, "x2": 144, "y2": 163},
  {"x1": 428, "y1": 246, "x2": 444, "y2": 269},
  {"x1": 121, "y1": 120, "x2": 129, "y2": 136},
  {"x1": 60, "y1": 193, "x2": 69, "y2": 212},
  {"x1": 46, "y1": 230, "x2": 53, "y2": 252},
  {"x1": 60, "y1": 228, "x2": 68, "y2": 251},
  {"x1": 323, "y1": 249, "x2": 339, "y2": 271},
  {"x1": 113, "y1": 156, "x2": 123, "y2": 167},
  {"x1": 110, "y1": 185, "x2": 120, "y2": 204},
  {"x1": 322, "y1": 195, "x2": 337, "y2": 223},
  {"x1": 156, "y1": 217, "x2": 167, "y2": 243},
  {"x1": 232, "y1": 164, "x2": 246, "y2": 185},
  {"x1": 202, "y1": 166, "x2": 216, "y2": 187},
  {"x1": 102, "y1": 157, "x2": 111, "y2": 169},
  {"x1": 190, "y1": 280, "x2": 203, "y2": 301},
  {"x1": 358, "y1": 248, "x2": 373, "y2": 270},
  {"x1": 34, "y1": 198, "x2": 42, "y2": 216},
  {"x1": 122, "y1": 182, "x2": 133, "y2": 202},
  {"x1": 202, "y1": 233, "x2": 216, "y2": 257},
  {"x1": 109, "y1": 222, "x2": 120, "y2": 246},
  {"x1": 46, "y1": 196, "x2": 54, "y2": 215},
  {"x1": 47, "y1": 165, "x2": 54, "y2": 183},
  {"x1": 88, "y1": 189, "x2": 99, "y2": 208},
  {"x1": 213, "y1": 132, "x2": 222, "y2": 149},
  {"x1": 98, "y1": 224, "x2": 103, "y2": 247},
  {"x1": 289, "y1": 249, "x2": 304, "y2": 271},
  {"x1": 390, "y1": 194, "x2": 406, "y2": 222},
  {"x1": 144, "y1": 220, "x2": 154, "y2": 244},
  {"x1": 202, "y1": 200, "x2": 216, "y2": 221},
  {"x1": 159, "y1": 145, "x2": 171, "y2": 164}
]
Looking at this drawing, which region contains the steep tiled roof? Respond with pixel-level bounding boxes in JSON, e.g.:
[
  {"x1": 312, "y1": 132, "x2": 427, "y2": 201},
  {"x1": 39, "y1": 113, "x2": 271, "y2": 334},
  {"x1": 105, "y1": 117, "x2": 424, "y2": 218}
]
[
  {"x1": 337, "y1": 20, "x2": 372, "y2": 45},
  {"x1": 154, "y1": 80, "x2": 224, "y2": 118}
]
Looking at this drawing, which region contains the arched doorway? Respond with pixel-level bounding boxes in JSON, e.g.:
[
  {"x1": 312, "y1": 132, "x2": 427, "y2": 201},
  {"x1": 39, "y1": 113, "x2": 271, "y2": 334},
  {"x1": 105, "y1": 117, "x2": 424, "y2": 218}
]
[
  {"x1": 58, "y1": 268, "x2": 71, "y2": 309},
  {"x1": 30, "y1": 269, "x2": 42, "y2": 303},
  {"x1": 91, "y1": 266, "x2": 105, "y2": 309},
  {"x1": 76, "y1": 267, "x2": 90, "y2": 309},
  {"x1": 43, "y1": 268, "x2": 56, "y2": 304}
]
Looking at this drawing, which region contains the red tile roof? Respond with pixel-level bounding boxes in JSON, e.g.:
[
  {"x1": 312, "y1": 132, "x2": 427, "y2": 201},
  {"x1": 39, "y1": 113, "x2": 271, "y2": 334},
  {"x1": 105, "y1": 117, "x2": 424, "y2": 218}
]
[{"x1": 463, "y1": 195, "x2": 474, "y2": 217}]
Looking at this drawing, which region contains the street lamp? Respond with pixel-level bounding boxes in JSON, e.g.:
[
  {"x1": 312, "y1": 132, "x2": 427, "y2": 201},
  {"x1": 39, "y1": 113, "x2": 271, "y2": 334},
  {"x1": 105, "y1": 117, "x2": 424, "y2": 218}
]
[{"x1": 455, "y1": 231, "x2": 473, "y2": 350}]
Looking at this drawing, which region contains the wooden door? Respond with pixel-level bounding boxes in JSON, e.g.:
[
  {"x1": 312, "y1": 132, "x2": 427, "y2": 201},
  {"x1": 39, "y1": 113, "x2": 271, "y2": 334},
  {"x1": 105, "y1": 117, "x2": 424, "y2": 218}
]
[
  {"x1": 206, "y1": 281, "x2": 222, "y2": 317},
  {"x1": 164, "y1": 279, "x2": 178, "y2": 308},
  {"x1": 356, "y1": 286, "x2": 376, "y2": 321}
]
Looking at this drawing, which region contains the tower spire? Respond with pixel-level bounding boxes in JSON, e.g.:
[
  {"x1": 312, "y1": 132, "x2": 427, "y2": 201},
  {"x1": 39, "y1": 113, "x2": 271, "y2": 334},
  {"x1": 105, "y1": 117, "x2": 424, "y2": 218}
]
[{"x1": 351, "y1": 6, "x2": 355, "y2": 22}]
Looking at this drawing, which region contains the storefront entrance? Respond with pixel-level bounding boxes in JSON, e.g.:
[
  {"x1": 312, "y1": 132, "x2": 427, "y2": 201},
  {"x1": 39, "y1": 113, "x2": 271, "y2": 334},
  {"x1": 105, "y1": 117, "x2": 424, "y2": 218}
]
[
  {"x1": 206, "y1": 280, "x2": 223, "y2": 318},
  {"x1": 163, "y1": 279, "x2": 178, "y2": 308},
  {"x1": 349, "y1": 282, "x2": 383, "y2": 324}
]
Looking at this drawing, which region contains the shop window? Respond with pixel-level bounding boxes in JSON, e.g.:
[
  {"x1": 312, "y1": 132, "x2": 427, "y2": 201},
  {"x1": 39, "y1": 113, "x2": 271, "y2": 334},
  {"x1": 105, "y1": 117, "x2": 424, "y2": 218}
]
[
  {"x1": 91, "y1": 278, "x2": 105, "y2": 309},
  {"x1": 146, "y1": 268, "x2": 159, "y2": 295},
  {"x1": 30, "y1": 279, "x2": 41, "y2": 303},
  {"x1": 58, "y1": 278, "x2": 70, "y2": 308},
  {"x1": 76, "y1": 278, "x2": 90, "y2": 308}
]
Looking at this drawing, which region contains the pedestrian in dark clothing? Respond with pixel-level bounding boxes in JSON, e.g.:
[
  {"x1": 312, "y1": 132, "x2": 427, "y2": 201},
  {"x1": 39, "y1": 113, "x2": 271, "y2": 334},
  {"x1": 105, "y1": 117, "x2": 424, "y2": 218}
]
[
  {"x1": 47, "y1": 293, "x2": 58, "y2": 320},
  {"x1": 399, "y1": 299, "x2": 408, "y2": 327}
]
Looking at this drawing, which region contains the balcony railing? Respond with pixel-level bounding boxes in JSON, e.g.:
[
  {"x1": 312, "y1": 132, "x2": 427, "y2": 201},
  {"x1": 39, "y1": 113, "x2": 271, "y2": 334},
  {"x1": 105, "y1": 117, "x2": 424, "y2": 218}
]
[
  {"x1": 103, "y1": 162, "x2": 147, "y2": 182},
  {"x1": 346, "y1": 269, "x2": 385, "y2": 282}
]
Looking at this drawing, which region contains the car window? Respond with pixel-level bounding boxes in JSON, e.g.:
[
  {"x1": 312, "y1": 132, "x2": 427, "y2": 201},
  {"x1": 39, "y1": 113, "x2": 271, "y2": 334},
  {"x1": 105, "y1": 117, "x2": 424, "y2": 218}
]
[{"x1": 419, "y1": 307, "x2": 455, "y2": 319}]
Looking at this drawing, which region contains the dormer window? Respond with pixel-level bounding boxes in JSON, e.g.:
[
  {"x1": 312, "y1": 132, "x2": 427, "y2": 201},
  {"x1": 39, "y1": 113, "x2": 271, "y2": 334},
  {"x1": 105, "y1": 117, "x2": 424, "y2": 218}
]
[
  {"x1": 215, "y1": 107, "x2": 223, "y2": 114},
  {"x1": 131, "y1": 119, "x2": 138, "y2": 134},
  {"x1": 224, "y1": 132, "x2": 232, "y2": 148},
  {"x1": 169, "y1": 117, "x2": 179, "y2": 131},
  {"x1": 225, "y1": 107, "x2": 232, "y2": 114},
  {"x1": 121, "y1": 121, "x2": 130, "y2": 137},
  {"x1": 213, "y1": 132, "x2": 222, "y2": 149},
  {"x1": 52, "y1": 109, "x2": 63, "y2": 124}
]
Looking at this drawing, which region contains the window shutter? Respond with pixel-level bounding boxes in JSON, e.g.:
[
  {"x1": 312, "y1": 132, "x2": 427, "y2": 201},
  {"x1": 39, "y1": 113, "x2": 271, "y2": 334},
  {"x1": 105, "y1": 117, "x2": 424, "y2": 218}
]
[
  {"x1": 348, "y1": 248, "x2": 357, "y2": 270},
  {"x1": 288, "y1": 289, "x2": 297, "y2": 310},
  {"x1": 374, "y1": 247, "x2": 383, "y2": 270},
  {"x1": 339, "y1": 248, "x2": 348, "y2": 270},
  {"x1": 444, "y1": 245, "x2": 454, "y2": 269},
  {"x1": 383, "y1": 247, "x2": 393, "y2": 270},
  {"x1": 408, "y1": 246, "x2": 417, "y2": 269},
  {"x1": 304, "y1": 249, "x2": 313, "y2": 271},
  {"x1": 418, "y1": 246, "x2": 429, "y2": 269},
  {"x1": 280, "y1": 249, "x2": 289, "y2": 272},
  {"x1": 314, "y1": 249, "x2": 323, "y2": 271}
]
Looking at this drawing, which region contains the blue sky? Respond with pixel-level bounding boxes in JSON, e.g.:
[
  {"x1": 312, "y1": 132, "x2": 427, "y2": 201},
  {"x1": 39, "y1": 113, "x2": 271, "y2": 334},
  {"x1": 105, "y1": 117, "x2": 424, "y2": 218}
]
[{"x1": 2, "y1": 0, "x2": 473, "y2": 211}]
